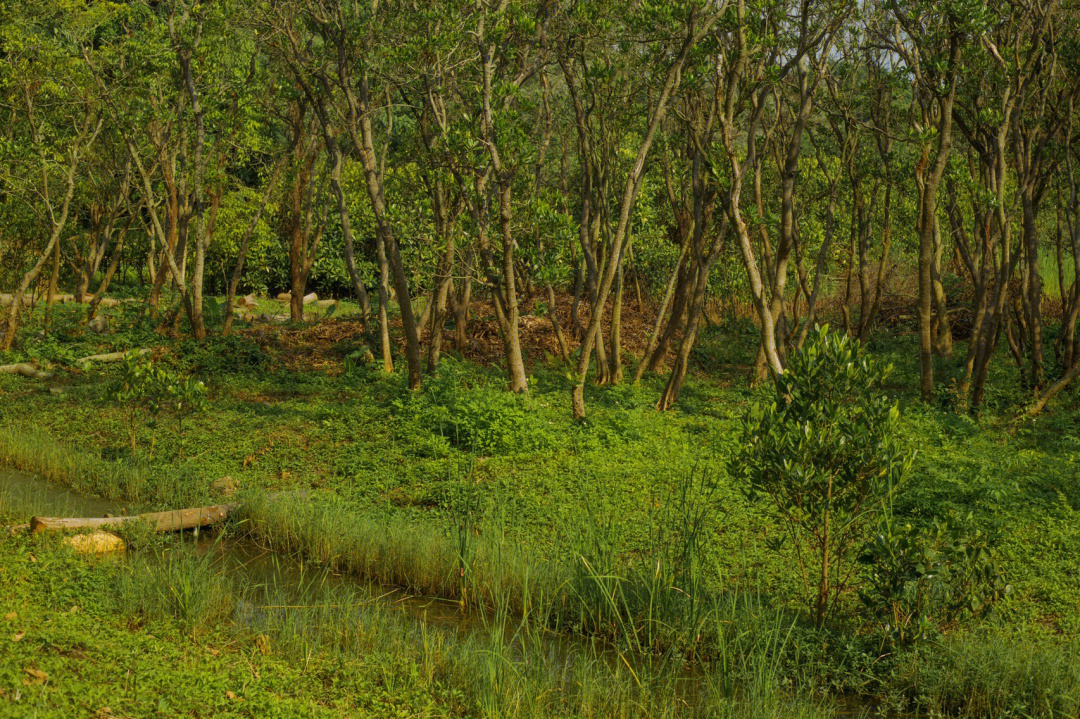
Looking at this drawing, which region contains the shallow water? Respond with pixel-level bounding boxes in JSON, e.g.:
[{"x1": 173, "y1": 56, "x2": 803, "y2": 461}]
[{"x1": 0, "y1": 466, "x2": 122, "y2": 521}]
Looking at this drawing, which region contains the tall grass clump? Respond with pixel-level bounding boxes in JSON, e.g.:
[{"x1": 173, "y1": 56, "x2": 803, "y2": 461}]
[
  {"x1": 239, "y1": 472, "x2": 817, "y2": 681},
  {"x1": 888, "y1": 627, "x2": 1080, "y2": 717},
  {"x1": 115, "y1": 538, "x2": 235, "y2": 635},
  {"x1": 235, "y1": 489, "x2": 565, "y2": 613},
  {"x1": 566, "y1": 468, "x2": 720, "y2": 654}
]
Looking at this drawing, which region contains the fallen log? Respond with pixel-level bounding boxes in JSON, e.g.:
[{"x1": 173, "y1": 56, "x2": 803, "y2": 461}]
[
  {"x1": 31, "y1": 503, "x2": 239, "y2": 534},
  {"x1": 74, "y1": 347, "x2": 151, "y2": 368},
  {"x1": 275, "y1": 292, "x2": 318, "y2": 305},
  {"x1": 0, "y1": 293, "x2": 34, "y2": 307},
  {"x1": 0, "y1": 363, "x2": 55, "y2": 380},
  {"x1": 29, "y1": 490, "x2": 308, "y2": 535}
]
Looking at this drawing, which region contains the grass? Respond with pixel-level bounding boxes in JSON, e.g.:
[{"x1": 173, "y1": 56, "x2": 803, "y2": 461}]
[
  {"x1": 0, "y1": 528, "x2": 840, "y2": 718},
  {"x1": 2, "y1": 298, "x2": 1080, "y2": 715},
  {"x1": 1039, "y1": 246, "x2": 1077, "y2": 300}
]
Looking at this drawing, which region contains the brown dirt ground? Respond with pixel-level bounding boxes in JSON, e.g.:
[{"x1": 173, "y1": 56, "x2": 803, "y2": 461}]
[{"x1": 237, "y1": 290, "x2": 680, "y2": 376}]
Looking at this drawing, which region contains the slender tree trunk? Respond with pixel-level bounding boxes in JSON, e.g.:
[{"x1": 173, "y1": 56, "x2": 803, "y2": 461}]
[
  {"x1": 1021, "y1": 190, "x2": 1044, "y2": 389},
  {"x1": 546, "y1": 284, "x2": 571, "y2": 362},
  {"x1": 609, "y1": 254, "x2": 625, "y2": 384},
  {"x1": 355, "y1": 75, "x2": 421, "y2": 389},
  {"x1": 374, "y1": 232, "x2": 394, "y2": 374},
  {"x1": 635, "y1": 240, "x2": 690, "y2": 383},
  {"x1": 931, "y1": 212, "x2": 953, "y2": 357},
  {"x1": 657, "y1": 232, "x2": 726, "y2": 410},
  {"x1": 88, "y1": 211, "x2": 137, "y2": 321}
]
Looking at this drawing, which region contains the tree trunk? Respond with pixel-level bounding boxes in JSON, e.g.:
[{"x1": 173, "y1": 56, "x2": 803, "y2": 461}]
[
  {"x1": 635, "y1": 239, "x2": 690, "y2": 383},
  {"x1": 546, "y1": 284, "x2": 571, "y2": 362},
  {"x1": 608, "y1": 254, "x2": 625, "y2": 384}
]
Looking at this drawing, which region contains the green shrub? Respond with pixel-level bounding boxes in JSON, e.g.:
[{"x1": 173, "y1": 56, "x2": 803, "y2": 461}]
[
  {"x1": 733, "y1": 326, "x2": 912, "y2": 627},
  {"x1": 106, "y1": 355, "x2": 207, "y2": 460},
  {"x1": 395, "y1": 358, "x2": 550, "y2": 456},
  {"x1": 860, "y1": 512, "x2": 1011, "y2": 644}
]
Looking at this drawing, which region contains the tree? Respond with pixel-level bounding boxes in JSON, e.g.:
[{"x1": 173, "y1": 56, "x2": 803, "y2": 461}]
[{"x1": 734, "y1": 327, "x2": 912, "y2": 627}]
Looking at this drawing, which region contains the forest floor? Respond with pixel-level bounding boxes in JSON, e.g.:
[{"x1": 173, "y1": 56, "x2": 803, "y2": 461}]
[{"x1": 1, "y1": 297, "x2": 1079, "y2": 717}]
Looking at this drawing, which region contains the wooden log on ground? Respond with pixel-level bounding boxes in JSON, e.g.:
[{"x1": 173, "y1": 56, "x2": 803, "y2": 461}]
[
  {"x1": 274, "y1": 292, "x2": 317, "y2": 305},
  {"x1": 28, "y1": 489, "x2": 307, "y2": 535},
  {"x1": 74, "y1": 347, "x2": 151, "y2": 368},
  {"x1": 0, "y1": 293, "x2": 34, "y2": 307},
  {"x1": 0, "y1": 363, "x2": 55, "y2": 380},
  {"x1": 31, "y1": 503, "x2": 239, "y2": 534}
]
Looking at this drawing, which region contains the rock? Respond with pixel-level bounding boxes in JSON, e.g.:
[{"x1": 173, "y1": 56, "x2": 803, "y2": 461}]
[
  {"x1": 276, "y1": 292, "x2": 291, "y2": 302},
  {"x1": 63, "y1": 531, "x2": 125, "y2": 555},
  {"x1": 302, "y1": 292, "x2": 318, "y2": 305},
  {"x1": 88, "y1": 314, "x2": 107, "y2": 334},
  {"x1": 210, "y1": 476, "x2": 238, "y2": 498},
  {"x1": 238, "y1": 293, "x2": 257, "y2": 308},
  {"x1": 315, "y1": 299, "x2": 337, "y2": 308}
]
